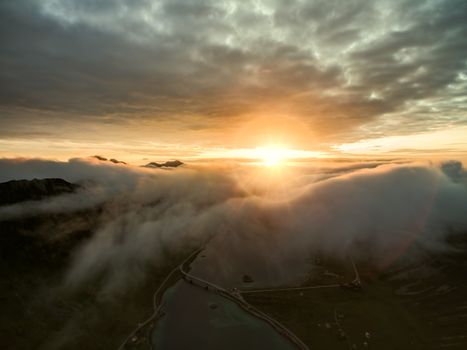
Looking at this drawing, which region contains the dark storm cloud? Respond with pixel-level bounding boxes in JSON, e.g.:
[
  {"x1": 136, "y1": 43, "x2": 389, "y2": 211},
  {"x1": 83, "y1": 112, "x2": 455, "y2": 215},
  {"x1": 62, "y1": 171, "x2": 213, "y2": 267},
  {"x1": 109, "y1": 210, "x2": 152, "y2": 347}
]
[
  {"x1": 0, "y1": 0, "x2": 466, "y2": 141},
  {"x1": 349, "y1": 1, "x2": 467, "y2": 105}
]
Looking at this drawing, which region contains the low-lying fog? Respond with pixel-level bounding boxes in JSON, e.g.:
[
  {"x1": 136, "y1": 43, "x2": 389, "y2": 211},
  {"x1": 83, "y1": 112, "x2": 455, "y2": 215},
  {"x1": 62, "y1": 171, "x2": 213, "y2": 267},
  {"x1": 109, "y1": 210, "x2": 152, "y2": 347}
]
[{"x1": 1, "y1": 157, "x2": 467, "y2": 291}]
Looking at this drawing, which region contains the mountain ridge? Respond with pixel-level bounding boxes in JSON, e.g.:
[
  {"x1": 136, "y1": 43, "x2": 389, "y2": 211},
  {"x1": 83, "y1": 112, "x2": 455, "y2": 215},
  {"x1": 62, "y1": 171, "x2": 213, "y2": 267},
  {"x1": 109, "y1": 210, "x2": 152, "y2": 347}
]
[{"x1": 0, "y1": 178, "x2": 79, "y2": 206}]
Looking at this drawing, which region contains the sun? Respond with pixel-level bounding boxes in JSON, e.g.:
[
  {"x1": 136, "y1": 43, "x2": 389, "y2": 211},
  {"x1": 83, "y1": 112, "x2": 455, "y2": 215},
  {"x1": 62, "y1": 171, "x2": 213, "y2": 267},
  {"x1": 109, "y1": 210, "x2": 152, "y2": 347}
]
[
  {"x1": 201, "y1": 143, "x2": 326, "y2": 164},
  {"x1": 255, "y1": 146, "x2": 288, "y2": 167}
]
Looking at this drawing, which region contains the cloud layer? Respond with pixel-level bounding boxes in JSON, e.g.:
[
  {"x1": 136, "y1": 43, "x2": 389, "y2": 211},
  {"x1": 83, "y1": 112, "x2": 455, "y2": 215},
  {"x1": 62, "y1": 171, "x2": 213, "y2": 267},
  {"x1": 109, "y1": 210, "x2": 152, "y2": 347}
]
[{"x1": 1, "y1": 158, "x2": 467, "y2": 290}]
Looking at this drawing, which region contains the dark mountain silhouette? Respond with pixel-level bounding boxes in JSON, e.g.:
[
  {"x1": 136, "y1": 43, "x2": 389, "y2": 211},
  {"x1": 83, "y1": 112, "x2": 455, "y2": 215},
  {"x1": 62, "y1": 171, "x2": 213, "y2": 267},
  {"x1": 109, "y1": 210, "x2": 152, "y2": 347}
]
[
  {"x1": 144, "y1": 160, "x2": 184, "y2": 168},
  {"x1": 109, "y1": 158, "x2": 126, "y2": 164},
  {"x1": 92, "y1": 155, "x2": 126, "y2": 164},
  {"x1": 0, "y1": 178, "x2": 79, "y2": 206}
]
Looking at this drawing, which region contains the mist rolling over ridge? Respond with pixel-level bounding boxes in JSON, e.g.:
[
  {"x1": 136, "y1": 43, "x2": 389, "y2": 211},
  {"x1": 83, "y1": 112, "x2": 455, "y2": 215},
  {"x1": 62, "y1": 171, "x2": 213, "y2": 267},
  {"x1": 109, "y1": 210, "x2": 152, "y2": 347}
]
[{"x1": 1, "y1": 157, "x2": 466, "y2": 291}]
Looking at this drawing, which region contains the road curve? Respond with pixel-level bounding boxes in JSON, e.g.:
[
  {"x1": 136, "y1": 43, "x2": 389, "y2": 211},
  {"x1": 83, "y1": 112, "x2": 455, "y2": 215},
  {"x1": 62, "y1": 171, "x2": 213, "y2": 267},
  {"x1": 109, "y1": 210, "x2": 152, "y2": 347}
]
[
  {"x1": 240, "y1": 255, "x2": 361, "y2": 295},
  {"x1": 118, "y1": 249, "x2": 200, "y2": 350},
  {"x1": 119, "y1": 251, "x2": 361, "y2": 349},
  {"x1": 179, "y1": 253, "x2": 310, "y2": 350}
]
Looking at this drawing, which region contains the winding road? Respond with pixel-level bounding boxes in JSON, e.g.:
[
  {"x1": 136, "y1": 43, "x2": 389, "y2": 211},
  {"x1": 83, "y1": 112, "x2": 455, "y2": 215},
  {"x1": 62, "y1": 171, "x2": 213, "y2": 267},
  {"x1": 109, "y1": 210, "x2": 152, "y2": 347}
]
[
  {"x1": 117, "y1": 250, "x2": 198, "y2": 350},
  {"x1": 179, "y1": 252, "x2": 310, "y2": 350},
  {"x1": 119, "y1": 250, "x2": 362, "y2": 350}
]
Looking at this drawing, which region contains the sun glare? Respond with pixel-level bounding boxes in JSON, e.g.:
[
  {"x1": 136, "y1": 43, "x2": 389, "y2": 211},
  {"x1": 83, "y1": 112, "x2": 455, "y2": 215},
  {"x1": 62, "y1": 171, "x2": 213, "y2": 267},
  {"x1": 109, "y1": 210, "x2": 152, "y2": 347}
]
[
  {"x1": 198, "y1": 145, "x2": 327, "y2": 163},
  {"x1": 255, "y1": 146, "x2": 288, "y2": 167}
]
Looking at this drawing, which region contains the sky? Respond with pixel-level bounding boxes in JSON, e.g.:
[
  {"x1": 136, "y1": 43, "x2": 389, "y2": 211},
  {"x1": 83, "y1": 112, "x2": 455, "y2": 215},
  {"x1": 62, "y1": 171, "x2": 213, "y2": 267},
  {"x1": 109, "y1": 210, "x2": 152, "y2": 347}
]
[{"x1": 0, "y1": 0, "x2": 466, "y2": 163}]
